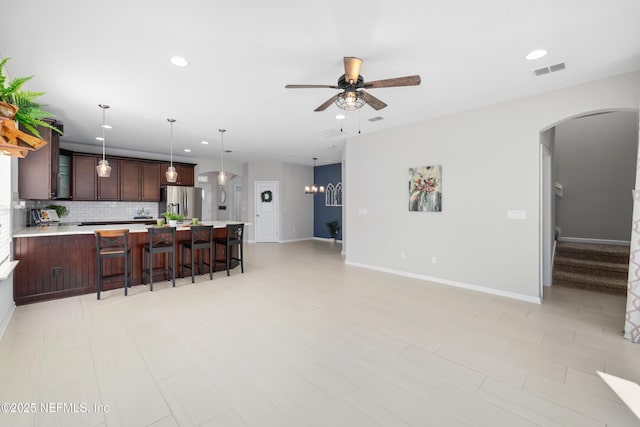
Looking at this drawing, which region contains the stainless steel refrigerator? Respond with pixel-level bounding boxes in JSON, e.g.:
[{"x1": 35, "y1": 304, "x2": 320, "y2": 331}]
[{"x1": 160, "y1": 186, "x2": 202, "y2": 220}]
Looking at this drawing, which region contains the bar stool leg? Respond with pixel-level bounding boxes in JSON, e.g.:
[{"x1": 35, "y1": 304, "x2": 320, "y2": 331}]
[{"x1": 150, "y1": 251, "x2": 154, "y2": 292}]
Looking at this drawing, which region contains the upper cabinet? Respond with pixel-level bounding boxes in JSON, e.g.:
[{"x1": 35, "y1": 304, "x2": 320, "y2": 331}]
[
  {"x1": 121, "y1": 160, "x2": 160, "y2": 201},
  {"x1": 19, "y1": 146, "x2": 195, "y2": 201},
  {"x1": 160, "y1": 163, "x2": 195, "y2": 186},
  {"x1": 72, "y1": 155, "x2": 97, "y2": 200},
  {"x1": 72, "y1": 155, "x2": 120, "y2": 200},
  {"x1": 18, "y1": 121, "x2": 62, "y2": 200}
]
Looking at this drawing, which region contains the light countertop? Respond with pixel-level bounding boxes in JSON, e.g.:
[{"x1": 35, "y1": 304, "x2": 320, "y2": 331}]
[{"x1": 13, "y1": 221, "x2": 246, "y2": 238}]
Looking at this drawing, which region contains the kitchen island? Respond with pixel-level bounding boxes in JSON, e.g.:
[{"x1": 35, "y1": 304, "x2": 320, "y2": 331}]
[{"x1": 12, "y1": 221, "x2": 244, "y2": 305}]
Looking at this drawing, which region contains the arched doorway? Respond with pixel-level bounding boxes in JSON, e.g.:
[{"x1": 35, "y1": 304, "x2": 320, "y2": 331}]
[{"x1": 539, "y1": 108, "x2": 640, "y2": 340}]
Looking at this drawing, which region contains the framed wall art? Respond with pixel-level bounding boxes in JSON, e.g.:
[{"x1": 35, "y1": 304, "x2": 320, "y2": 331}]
[{"x1": 409, "y1": 165, "x2": 442, "y2": 212}]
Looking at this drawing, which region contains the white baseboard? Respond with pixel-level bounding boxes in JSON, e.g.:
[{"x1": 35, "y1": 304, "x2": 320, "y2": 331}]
[
  {"x1": 312, "y1": 237, "x2": 343, "y2": 244},
  {"x1": 278, "y1": 238, "x2": 314, "y2": 243},
  {"x1": 0, "y1": 301, "x2": 15, "y2": 340},
  {"x1": 558, "y1": 237, "x2": 630, "y2": 246},
  {"x1": 345, "y1": 260, "x2": 541, "y2": 304}
]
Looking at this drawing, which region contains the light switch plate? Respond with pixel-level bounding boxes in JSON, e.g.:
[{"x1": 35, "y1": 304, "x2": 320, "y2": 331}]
[{"x1": 507, "y1": 210, "x2": 527, "y2": 220}]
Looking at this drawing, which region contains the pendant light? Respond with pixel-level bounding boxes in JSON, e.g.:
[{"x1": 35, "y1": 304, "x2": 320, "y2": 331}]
[
  {"x1": 217, "y1": 129, "x2": 227, "y2": 185},
  {"x1": 304, "y1": 157, "x2": 325, "y2": 194},
  {"x1": 96, "y1": 104, "x2": 112, "y2": 177},
  {"x1": 165, "y1": 118, "x2": 178, "y2": 183}
]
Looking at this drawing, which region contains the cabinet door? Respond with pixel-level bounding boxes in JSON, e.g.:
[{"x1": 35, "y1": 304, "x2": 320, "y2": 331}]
[
  {"x1": 160, "y1": 163, "x2": 195, "y2": 186},
  {"x1": 120, "y1": 160, "x2": 141, "y2": 200},
  {"x1": 97, "y1": 158, "x2": 120, "y2": 200},
  {"x1": 18, "y1": 124, "x2": 59, "y2": 200},
  {"x1": 141, "y1": 162, "x2": 160, "y2": 201},
  {"x1": 178, "y1": 164, "x2": 195, "y2": 186},
  {"x1": 72, "y1": 156, "x2": 97, "y2": 200}
]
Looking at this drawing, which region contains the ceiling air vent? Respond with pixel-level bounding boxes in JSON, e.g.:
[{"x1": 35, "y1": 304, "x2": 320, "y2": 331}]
[
  {"x1": 534, "y1": 62, "x2": 566, "y2": 77},
  {"x1": 368, "y1": 116, "x2": 384, "y2": 122},
  {"x1": 316, "y1": 128, "x2": 342, "y2": 138}
]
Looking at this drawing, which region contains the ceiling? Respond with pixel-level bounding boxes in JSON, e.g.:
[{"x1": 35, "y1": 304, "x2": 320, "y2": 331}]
[{"x1": 2, "y1": 0, "x2": 639, "y2": 167}]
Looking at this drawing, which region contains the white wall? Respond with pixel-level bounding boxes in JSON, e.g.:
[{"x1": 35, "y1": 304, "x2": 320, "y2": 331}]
[
  {"x1": 281, "y1": 164, "x2": 314, "y2": 242},
  {"x1": 345, "y1": 70, "x2": 640, "y2": 301},
  {"x1": 554, "y1": 111, "x2": 638, "y2": 241},
  {"x1": 246, "y1": 161, "x2": 314, "y2": 242}
]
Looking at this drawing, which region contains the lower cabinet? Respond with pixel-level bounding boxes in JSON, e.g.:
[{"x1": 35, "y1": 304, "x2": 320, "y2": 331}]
[{"x1": 13, "y1": 228, "x2": 236, "y2": 305}]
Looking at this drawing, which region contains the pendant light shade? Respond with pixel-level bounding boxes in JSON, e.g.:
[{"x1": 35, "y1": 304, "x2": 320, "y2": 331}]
[
  {"x1": 165, "y1": 118, "x2": 178, "y2": 183},
  {"x1": 217, "y1": 129, "x2": 227, "y2": 185},
  {"x1": 305, "y1": 157, "x2": 325, "y2": 194},
  {"x1": 96, "y1": 104, "x2": 112, "y2": 178}
]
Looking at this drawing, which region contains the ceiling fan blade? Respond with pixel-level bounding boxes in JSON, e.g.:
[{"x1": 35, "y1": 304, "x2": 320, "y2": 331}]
[
  {"x1": 314, "y1": 94, "x2": 339, "y2": 112},
  {"x1": 344, "y1": 57, "x2": 363, "y2": 84},
  {"x1": 285, "y1": 84, "x2": 340, "y2": 89},
  {"x1": 361, "y1": 91, "x2": 387, "y2": 110},
  {"x1": 363, "y1": 75, "x2": 421, "y2": 89}
]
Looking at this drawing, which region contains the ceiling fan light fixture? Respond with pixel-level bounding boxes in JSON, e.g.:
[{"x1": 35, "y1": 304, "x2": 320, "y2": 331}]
[{"x1": 336, "y1": 91, "x2": 366, "y2": 111}]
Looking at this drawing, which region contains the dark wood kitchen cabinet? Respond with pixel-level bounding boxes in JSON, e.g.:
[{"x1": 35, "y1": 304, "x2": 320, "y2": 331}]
[
  {"x1": 160, "y1": 163, "x2": 195, "y2": 186},
  {"x1": 18, "y1": 120, "x2": 62, "y2": 200},
  {"x1": 72, "y1": 155, "x2": 120, "y2": 200},
  {"x1": 120, "y1": 160, "x2": 160, "y2": 201},
  {"x1": 98, "y1": 158, "x2": 120, "y2": 200},
  {"x1": 72, "y1": 155, "x2": 97, "y2": 200}
]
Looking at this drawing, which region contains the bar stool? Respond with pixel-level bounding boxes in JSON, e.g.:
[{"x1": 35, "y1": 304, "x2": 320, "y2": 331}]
[
  {"x1": 181, "y1": 225, "x2": 213, "y2": 283},
  {"x1": 94, "y1": 229, "x2": 130, "y2": 300},
  {"x1": 214, "y1": 223, "x2": 244, "y2": 276},
  {"x1": 143, "y1": 227, "x2": 176, "y2": 291}
]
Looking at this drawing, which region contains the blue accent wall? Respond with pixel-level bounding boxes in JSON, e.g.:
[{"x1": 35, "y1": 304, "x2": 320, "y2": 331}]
[{"x1": 314, "y1": 163, "x2": 342, "y2": 239}]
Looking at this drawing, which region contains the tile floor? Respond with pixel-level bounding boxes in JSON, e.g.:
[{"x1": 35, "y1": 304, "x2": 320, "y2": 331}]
[{"x1": 0, "y1": 240, "x2": 639, "y2": 426}]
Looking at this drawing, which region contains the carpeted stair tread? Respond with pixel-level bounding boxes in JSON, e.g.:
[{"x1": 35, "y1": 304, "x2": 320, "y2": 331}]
[
  {"x1": 553, "y1": 257, "x2": 629, "y2": 278},
  {"x1": 555, "y1": 242, "x2": 629, "y2": 263},
  {"x1": 553, "y1": 271, "x2": 627, "y2": 295}
]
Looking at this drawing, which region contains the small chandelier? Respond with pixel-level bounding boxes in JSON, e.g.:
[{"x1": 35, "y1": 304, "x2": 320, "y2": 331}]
[
  {"x1": 96, "y1": 104, "x2": 111, "y2": 178},
  {"x1": 165, "y1": 118, "x2": 178, "y2": 183},
  {"x1": 335, "y1": 90, "x2": 366, "y2": 111},
  {"x1": 305, "y1": 157, "x2": 325, "y2": 194},
  {"x1": 218, "y1": 129, "x2": 227, "y2": 185}
]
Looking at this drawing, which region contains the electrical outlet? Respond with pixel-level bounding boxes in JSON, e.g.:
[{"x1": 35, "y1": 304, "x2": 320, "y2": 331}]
[
  {"x1": 401, "y1": 251, "x2": 406, "y2": 259},
  {"x1": 431, "y1": 256, "x2": 437, "y2": 264}
]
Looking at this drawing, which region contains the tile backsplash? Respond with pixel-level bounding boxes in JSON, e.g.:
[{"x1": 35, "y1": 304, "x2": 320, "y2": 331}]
[{"x1": 23, "y1": 200, "x2": 159, "y2": 224}]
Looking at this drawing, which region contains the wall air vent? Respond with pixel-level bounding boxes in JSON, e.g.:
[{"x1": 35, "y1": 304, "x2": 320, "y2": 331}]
[
  {"x1": 534, "y1": 62, "x2": 566, "y2": 77},
  {"x1": 368, "y1": 116, "x2": 384, "y2": 122}
]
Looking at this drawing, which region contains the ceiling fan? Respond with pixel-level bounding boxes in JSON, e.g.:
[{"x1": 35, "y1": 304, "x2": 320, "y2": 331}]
[{"x1": 285, "y1": 56, "x2": 421, "y2": 112}]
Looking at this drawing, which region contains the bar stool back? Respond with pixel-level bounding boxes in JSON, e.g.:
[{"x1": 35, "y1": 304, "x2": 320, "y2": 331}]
[
  {"x1": 214, "y1": 223, "x2": 244, "y2": 276},
  {"x1": 95, "y1": 229, "x2": 130, "y2": 300},
  {"x1": 143, "y1": 227, "x2": 176, "y2": 291},
  {"x1": 181, "y1": 225, "x2": 213, "y2": 283}
]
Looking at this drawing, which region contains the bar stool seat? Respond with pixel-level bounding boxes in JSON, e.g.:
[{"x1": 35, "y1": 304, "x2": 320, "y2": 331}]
[
  {"x1": 213, "y1": 223, "x2": 244, "y2": 276},
  {"x1": 181, "y1": 225, "x2": 213, "y2": 283},
  {"x1": 143, "y1": 227, "x2": 176, "y2": 291},
  {"x1": 95, "y1": 229, "x2": 130, "y2": 300}
]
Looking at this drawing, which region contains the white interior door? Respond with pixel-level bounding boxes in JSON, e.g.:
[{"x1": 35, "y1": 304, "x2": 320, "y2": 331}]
[{"x1": 255, "y1": 181, "x2": 279, "y2": 242}]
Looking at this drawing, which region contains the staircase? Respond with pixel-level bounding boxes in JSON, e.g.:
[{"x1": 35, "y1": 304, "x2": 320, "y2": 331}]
[{"x1": 553, "y1": 241, "x2": 630, "y2": 295}]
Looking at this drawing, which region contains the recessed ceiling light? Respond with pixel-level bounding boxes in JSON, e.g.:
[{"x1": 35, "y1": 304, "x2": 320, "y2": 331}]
[
  {"x1": 201, "y1": 140, "x2": 209, "y2": 145},
  {"x1": 170, "y1": 56, "x2": 189, "y2": 67},
  {"x1": 96, "y1": 137, "x2": 104, "y2": 141},
  {"x1": 525, "y1": 49, "x2": 548, "y2": 60},
  {"x1": 336, "y1": 114, "x2": 346, "y2": 120},
  {"x1": 101, "y1": 124, "x2": 112, "y2": 129},
  {"x1": 184, "y1": 148, "x2": 191, "y2": 153}
]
